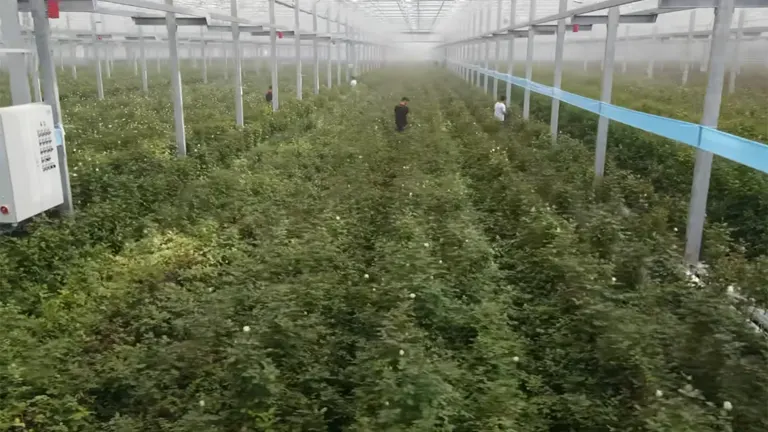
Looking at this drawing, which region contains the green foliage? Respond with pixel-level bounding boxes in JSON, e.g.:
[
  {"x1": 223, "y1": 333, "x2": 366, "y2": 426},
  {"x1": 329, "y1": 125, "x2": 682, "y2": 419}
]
[{"x1": 0, "y1": 65, "x2": 765, "y2": 431}]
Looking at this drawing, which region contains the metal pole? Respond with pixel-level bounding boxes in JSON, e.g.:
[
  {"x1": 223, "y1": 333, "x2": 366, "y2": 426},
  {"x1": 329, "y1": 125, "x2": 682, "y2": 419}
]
[
  {"x1": 647, "y1": 26, "x2": 657, "y2": 79},
  {"x1": 471, "y1": 9, "x2": 478, "y2": 86},
  {"x1": 326, "y1": 6, "x2": 332, "y2": 88},
  {"x1": 0, "y1": 0, "x2": 32, "y2": 105},
  {"x1": 30, "y1": 0, "x2": 74, "y2": 216},
  {"x1": 684, "y1": 0, "x2": 735, "y2": 265},
  {"x1": 493, "y1": 0, "x2": 502, "y2": 96},
  {"x1": 201, "y1": 30, "x2": 208, "y2": 84},
  {"x1": 294, "y1": 0, "x2": 302, "y2": 99},
  {"x1": 522, "y1": 0, "x2": 536, "y2": 120},
  {"x1": 139, "y1": 29, "x2": 149, "y2": 93},
  {"x1": 728, "y1": 10, "x2": 744, "y2": 95},
  {"x1": 505, "y1": 0, "x2": 517, "y2": 104},
  {"x1": 269, "y1": 0, "x2": 279, "y2": 111},
  {"x1": 550, "y1": 0, "x2": 567, "y2": 144},
  {"x1": 483, "y1": 5, "x2": 491, "y2": 93},
  {"x1": 682, "y1": 10, "x2": 696, "y2": 86},
  {"x1": 593, "y1": 6, "x2": 620, "y2": 180},
  {"x1": 345, "y1": 17, "x2": 350, "y2": 82},
  {"x1": 336, "y1": 10, "x2": 341, "y2": 86},
  {"x1": 90, "y1": 14, "x2": 105, "y2": 100},
  {"x1": 313, "y1": 2, "x2": 320, "y2": 94},
  {"x1": 166, "y1": 0, "x2": 187, "y2": 156},
  {"x1": 232, "y1": 0, "x2": 243, "y2": 126},
  {"x1": 621, "y1": 27, "x2": 629, "y2": 74}
]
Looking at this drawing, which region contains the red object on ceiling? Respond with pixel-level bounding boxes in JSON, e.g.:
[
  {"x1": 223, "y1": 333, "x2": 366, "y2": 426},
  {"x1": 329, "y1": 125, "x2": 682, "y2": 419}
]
[
  {"x1": 277, "y1": 31, "x2": 284, "y2": 39},
  {"x1": 48, "y1": 0, "x2": 60, "y2": 18},
  {"x1": 573, "y1": 24, "x2": 579, "y2": 32}
]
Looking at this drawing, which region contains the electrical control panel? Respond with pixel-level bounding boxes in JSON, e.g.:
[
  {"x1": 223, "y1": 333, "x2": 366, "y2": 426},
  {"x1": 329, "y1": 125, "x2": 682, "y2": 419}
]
[{"x1": 0, "y1": 103, "x2": 63, "y2": 225}]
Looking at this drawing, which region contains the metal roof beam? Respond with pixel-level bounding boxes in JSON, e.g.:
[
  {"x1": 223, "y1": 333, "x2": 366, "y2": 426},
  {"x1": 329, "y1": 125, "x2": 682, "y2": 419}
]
[{"x1": 571, "y1": 14, "x2": 657, "y2": 24}]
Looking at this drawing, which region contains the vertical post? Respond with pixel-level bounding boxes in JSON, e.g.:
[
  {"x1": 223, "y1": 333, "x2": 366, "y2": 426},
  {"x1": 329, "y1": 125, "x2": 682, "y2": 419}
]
[
  {"x1": 0, "y1": 0, "x2": 32, "y2": 105},
  {"x1": 67, "y1": 14, "x2": 78, "y2": 79},
  {"x1": 327, "y1": 6, "x2": 332, "y2": 88},
  {"x1": 728, "y1": 10, "x2": 744, "y2": 95},
  {"x1": 345, "y1": 16, "x2": 351, "y2": 82},
  {"x1": 550, "y1": 0, "x2": 567, "y2": 144},
  {"x1": 232, "y1": 0, "x2": 243, "y2": 126},
  {"x1": 522, "y1": 0, "x2": 536, "y2": 120},
  {"x1": 336, "y1": 9, "x2": 341, "y2": 86},
  {"x1": 30, "y1": 0, "x2": 74, "y2": 216},
  {"x1": 269, "y1": 0, "x2": 279, "y2": 111},
  {"x1": 90, "y1": 14, "x2": 104, "y2": 100},
  {"x1": 313, "y1": 2, "x2": 320, "y2": 94},
  {"x1": 505, "y1": 0, "x2": 517, "y2": 105},
  {"x1": 471, "y1": 9, "x2": 478, "y2": 86},
  {"x1": 493, "y1": 0, "x2": 502, "y2": 96},
  {"x1": 139, "y1": 27, "x2": 148, "y2": 93},
  {"x1": 682, "y1": 10, "x2": 696, "y2": 86},
  {"x1": 684, "y1": 0, "x2": 734, "y2": 265},
  {"x1": 593, "y1": 6, "x2": 619, "y2": 181},
  {"x1": 295, "y1": 0, "x2": 302, "y2": 100},
  {"x1": 621, "y1": 27, "x2": 629, "y2": 74},
  {"x1": 166, "y1": 0, "x2": 187, "y2": 156},
  {"x1": 647, "y1": 25, "x2": 657, "y2": 79},
  {"x1": 483, "y1": 5, "x2": 491, "y2": 93},
  {"x1": 201, "y1": 29, "x2": 208, "y2": 84},
  {"x1": 132, "y1": 46, "x2": 139, "y2": 75}
]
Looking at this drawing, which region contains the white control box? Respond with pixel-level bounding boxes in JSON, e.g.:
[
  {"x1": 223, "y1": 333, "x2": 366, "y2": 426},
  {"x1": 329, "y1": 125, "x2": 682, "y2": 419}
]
[{"x1": 0, "y1": 103, "x2": 63, "y2": 224}]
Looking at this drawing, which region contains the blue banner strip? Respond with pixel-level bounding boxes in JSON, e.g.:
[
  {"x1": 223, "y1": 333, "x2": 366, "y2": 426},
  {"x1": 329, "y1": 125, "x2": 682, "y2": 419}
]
[{"x1": 452, "y1": 61, "x2": 768, "y2": 174}]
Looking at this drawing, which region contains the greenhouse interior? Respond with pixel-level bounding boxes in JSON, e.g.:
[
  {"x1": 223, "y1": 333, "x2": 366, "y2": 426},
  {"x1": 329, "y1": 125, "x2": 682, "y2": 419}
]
[{"x1": 1, "y1": 0, "x2": 768, "y2": 430}]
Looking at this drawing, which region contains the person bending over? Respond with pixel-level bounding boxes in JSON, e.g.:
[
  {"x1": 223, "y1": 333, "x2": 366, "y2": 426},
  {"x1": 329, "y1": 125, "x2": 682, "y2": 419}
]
[
  {"x1": 494, "y1": 95, "x2": 507, "y2": 122},
  {"x1": 265, "y1": 86, "x2": 273, "y2": 103},
  {"x1": 394, "y1": 97, "x2": 409, "y2": 132}
]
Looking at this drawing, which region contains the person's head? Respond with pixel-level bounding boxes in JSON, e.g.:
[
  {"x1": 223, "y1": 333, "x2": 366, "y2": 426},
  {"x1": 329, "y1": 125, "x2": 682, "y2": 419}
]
[
  {"x1": 400, "y1": 97, "x2": 409, "y2": 105},
  {"x1": 498, "y1": 95, "x2": 506, "y2": 102},
  {"x1": 268, "y1": 85, "x2": 272, "y2": 91}
]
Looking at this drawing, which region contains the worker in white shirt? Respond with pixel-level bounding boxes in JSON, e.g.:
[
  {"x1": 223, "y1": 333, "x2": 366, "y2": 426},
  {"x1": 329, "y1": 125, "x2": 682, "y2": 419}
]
[
  {"x1": 350, "y1": 77, "x2": 358, "y2": 87},
  {"x1": 494, "y1": 95, "x2": 507, "y2": 121}
]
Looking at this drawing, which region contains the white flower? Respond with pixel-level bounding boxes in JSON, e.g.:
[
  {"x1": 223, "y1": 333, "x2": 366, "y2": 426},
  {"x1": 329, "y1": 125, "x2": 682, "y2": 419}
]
[
  {"x1": 723, "y1": 401, "x2": 733, "y2": 411},
  {"x1": 199, "y1": 400, "x2": 206, "y2": 407},
  {"x1": 372, "y1": 288, "x2": 376, "y2": 292},
  {"x1": 242, "y1": 325, "x2": 251, "y2": 333},
  {"x1": 336, "y1": 216, "x2": 340, "y2": 220},
  {"x1": 384, "y1": 401, "x2": 389, "y2": 406},
  {"x1": 439, "y1": 260, "x2": 443, "y2": 264},
  {"x1": 399, "y1": 349, "x2": 405, "y2": 356},
  {"x1": 409, "y1": 293, "x2": 416, "y2": 299},
  {"x1": 364, "y1": 273, "x2": 369, "y2": 279},
  {"x1": 727, "y1": 284, "x2": 735, "y2": 294},
  {"x1": 409, "y1": 192, "x2": 413, "y2": 197},
  {"x1": 611, "y1": 277, "x2": 616, "y2": 283},
  {"x1": 655, "y1": 390, "x2": 663, "y2": 398},
  {"x1": 512, "y1": 356, "x2": 520, "y2": 362},
  {"x1": 423, "y1": 242, "x2": 429, "y2": 248}
]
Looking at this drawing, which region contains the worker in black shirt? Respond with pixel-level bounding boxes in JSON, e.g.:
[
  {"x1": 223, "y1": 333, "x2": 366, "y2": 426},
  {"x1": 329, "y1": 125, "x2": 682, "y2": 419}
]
[
  {"x1": 394, "y1": 97, "x2": 409, "y2": 132},
  {"x1": 265, "y1": 86, "x2": 273, "y2": 103}
]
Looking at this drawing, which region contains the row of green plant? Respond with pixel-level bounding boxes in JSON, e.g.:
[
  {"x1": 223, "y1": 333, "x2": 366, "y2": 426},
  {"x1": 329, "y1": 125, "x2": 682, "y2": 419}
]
[
  {"x1": 471, "y1": 66, "x2": 768, "y2": 258},
  {"x1": 436, "y1": 68, "x2": 768, "y2": 431},
  {"x1": 0, "y1": 65, "x2": 766, "y2": 431}
]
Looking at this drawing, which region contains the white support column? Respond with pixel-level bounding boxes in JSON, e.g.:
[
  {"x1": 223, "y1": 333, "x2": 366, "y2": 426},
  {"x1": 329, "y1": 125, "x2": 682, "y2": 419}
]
[
  {"x1": 326, "y1": 6, "x2": 332, "y2": 88},
  {"x1": 647, "y1": 26, "x2": 657, "y2": 79},
  {"x1": 295, "y1": 0, "x2": 302, "y2": 100},
  {"x1": 232, "y1": 0, "x2": 243, "y2": 126},
  {"x1": 269, "y1": 0, "x2": 279, "y2": 111},
  {"x1": 593, "y1": 6, "x2": 620, "y2": 181},
  {"x1": 505, "y1": 0, "x2": 517, "y2": 104},
  {"x1": 550, "y1": 0, "x2": 567, "y2": 144},
  {"x1": 728, "y1": 10, "x2": 744, "y2": 95},
  {"x1": 166, "y1": 0, "x2": 187, "y2": 156},
  {"x1": 522, "y1": 0, "x2": 536, "y2": 120},
  {"x1": 493, "y1": 0, "x2": 502, "y2": 96},
  {"x1": 139, "y1": 27, "x2": 148, "y2": 93},
  {"x1": 684, "y1": 0, "x2": 735, "y2": 264},
  {"x1": 313, "y1": 2, "x2": 320, "y2": 94},
  {"x1": 30, "y1": 0, "x2": 74, "y2": 215},
  {"x1": 91, "y1": 14, "x2": 104, "y2": 100},
  {"x1": 682, "y1": 10, "x2": 697, "y2": 85},
  {"x1": 0, "y1": 0, "x2": 32, "y2": 105}
]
